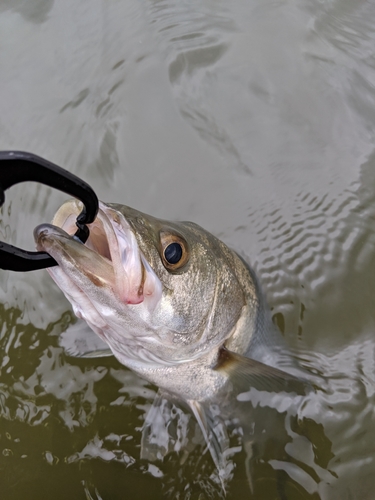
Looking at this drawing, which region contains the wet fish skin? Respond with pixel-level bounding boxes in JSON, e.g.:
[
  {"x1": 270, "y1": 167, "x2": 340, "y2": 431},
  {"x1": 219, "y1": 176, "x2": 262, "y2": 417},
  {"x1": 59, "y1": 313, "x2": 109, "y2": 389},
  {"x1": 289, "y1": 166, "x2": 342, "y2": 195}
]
[{"x1": 34, "y1": 200, "x2": 307, "y2": 486}]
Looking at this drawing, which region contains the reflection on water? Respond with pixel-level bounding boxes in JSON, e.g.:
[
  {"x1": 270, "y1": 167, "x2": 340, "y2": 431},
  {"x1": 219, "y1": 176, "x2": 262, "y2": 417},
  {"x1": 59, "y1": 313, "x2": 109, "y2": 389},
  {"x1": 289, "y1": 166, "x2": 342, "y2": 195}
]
[{"x1": 1, "y1": 0, "x2": 375, "y2": 498}]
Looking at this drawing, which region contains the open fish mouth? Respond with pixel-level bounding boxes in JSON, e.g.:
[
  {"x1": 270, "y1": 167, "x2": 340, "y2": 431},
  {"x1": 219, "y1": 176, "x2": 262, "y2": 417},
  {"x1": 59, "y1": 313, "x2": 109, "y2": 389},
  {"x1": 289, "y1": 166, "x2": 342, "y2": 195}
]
[{"x1": 34, "y1": 200, "x2": 162, "y2": 311}]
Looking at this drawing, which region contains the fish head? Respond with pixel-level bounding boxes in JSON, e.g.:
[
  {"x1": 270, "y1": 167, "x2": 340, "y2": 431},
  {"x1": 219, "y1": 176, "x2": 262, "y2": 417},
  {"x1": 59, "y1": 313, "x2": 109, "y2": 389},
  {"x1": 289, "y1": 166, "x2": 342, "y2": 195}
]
[{"x1": 34, "y1": 201, "x2": 257, "y2": 373}]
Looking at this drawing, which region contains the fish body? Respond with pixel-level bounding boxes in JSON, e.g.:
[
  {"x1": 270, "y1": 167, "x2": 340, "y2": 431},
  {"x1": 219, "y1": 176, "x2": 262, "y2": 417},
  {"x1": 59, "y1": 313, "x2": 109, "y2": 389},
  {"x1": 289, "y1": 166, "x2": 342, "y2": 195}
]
[{"x1": 34, "y1": 200, "x2": 306, "y2": 486}]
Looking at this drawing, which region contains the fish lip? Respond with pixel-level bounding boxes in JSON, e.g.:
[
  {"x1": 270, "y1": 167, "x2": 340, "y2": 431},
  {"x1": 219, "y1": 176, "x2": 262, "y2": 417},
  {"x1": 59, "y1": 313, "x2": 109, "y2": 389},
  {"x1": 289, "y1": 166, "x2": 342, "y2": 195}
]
[{"x1": 35, "y1": 200, "x2": 162, "y2": 308}]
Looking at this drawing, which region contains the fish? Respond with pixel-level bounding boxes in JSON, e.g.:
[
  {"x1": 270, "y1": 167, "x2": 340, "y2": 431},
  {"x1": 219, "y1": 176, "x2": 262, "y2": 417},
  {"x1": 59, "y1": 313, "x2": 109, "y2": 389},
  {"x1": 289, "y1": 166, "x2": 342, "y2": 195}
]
[{"x1": 34, "y1": 200, "x2": 308, "y2": 488}]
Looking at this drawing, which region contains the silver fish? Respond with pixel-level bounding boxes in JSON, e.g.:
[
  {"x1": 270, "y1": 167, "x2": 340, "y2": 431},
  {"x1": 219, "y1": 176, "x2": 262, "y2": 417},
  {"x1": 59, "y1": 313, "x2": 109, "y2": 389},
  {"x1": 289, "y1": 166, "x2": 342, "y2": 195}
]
[{"x1": 34, "y1": 200, "x2": 307, "y2": 487}]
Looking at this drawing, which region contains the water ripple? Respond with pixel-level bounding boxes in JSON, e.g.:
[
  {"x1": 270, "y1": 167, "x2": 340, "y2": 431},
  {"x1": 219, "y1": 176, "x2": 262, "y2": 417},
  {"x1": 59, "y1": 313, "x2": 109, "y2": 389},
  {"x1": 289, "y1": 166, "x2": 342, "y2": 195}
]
[{"x1": 144, "y1": 0, "x2": 253, "y2": 173}]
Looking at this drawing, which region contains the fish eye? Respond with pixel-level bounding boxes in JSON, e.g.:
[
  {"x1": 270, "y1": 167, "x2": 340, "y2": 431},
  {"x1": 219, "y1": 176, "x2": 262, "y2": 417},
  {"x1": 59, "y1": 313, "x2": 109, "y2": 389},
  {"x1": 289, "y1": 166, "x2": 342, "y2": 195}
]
[
  {"x1": 160, "y1": 232, "x2": 189, "y2": 271},
  {"x1": 164, "y1": 242, "x2": 183, "y2": 264}
]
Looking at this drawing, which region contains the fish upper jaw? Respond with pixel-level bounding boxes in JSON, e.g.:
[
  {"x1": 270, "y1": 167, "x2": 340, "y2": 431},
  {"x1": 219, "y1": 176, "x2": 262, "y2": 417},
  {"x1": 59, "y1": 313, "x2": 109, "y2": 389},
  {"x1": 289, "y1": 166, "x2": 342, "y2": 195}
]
[
  {"x1": 92, "y1": 202, "x2": 162, "y2": 308},
  {"x1": 34, "y1": 200, "x2": 163, "y2": 315}
]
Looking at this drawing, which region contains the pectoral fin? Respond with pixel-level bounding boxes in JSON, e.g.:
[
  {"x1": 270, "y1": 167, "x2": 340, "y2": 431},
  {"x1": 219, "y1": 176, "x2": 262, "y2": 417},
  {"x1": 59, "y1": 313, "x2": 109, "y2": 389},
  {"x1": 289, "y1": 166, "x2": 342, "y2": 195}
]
[
  {"x1": 59, "y1": 320, "x2": 114, "y2": 358},
  {"x1": 72, "y1": 348, "x2": 113, "y2": 358},
  {"x1": 215, "y1": 347, "x2": 309, "y2": 395}
]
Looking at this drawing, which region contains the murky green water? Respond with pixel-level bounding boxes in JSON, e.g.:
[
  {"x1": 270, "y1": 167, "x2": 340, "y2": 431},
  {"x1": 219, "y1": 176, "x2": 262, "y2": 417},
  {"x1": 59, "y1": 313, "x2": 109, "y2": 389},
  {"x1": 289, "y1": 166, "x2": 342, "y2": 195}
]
[{"x1": 1, "y1": 0, "x2": 375, "y2": 498}]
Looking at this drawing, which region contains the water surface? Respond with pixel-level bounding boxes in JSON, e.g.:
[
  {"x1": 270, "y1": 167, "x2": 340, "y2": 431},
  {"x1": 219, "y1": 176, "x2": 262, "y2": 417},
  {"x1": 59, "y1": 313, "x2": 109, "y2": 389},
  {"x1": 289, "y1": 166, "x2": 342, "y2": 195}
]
[{"x1": 1, "y1": 0, "x2": 375, "y2": 498}]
